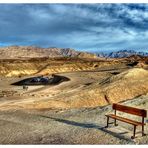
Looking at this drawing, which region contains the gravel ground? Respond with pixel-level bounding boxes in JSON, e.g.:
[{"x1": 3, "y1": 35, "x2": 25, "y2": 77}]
[{"x1": 0, "y1": 95, "x2": 147, "y2": 144}]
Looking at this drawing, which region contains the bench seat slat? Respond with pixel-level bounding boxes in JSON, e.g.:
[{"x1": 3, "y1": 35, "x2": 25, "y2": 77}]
[{"x1": 105, "y1": 114, "x2": 145, "y2": 126}]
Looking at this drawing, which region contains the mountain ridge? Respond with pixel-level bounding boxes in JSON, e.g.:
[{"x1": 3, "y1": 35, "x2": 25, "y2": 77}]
[
  {"x1": 97, "y1": 49, "x2": 148, "y2": 58},
  {"x1": 0, "y1": 46, "x2": 97, "y2": 59},
  {"x1": 0, "y1": 46, "x2": 148, "y2": 59}
]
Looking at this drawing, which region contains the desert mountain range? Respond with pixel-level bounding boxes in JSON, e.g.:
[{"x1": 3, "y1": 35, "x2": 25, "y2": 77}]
[
  {"x1": 0, "y1": 46, "x2": 148, "y2": 59},
  {"x1": 0, "y1": 46, "x2": 97, "y2": 59},
  {"x1": 97, "y1": 49, "x2": 148, "y2": 58}
]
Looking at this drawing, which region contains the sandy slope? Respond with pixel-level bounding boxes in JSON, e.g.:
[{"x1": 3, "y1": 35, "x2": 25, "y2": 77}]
[{"x1": 0, "y1": 67, "x2": 147, "y2": 110}]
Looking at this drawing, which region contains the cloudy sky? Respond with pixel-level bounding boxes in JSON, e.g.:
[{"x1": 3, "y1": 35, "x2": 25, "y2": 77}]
[{"x1": 0, "y1": 4, "x2": 148, "y2": 53}]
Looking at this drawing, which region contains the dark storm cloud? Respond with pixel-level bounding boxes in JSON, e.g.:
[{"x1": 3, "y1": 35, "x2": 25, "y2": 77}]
[{"x1": 0, "y1": 4, "x2": 148, "y2": 52}]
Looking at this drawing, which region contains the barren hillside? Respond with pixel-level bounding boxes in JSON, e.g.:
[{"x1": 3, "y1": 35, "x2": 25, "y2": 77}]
[
  {"x1": 0, "y1": 66, "x2": 148, "y2": 110},
  {"x1": 0, "y1": 46, "x2": 97, "y2": 59},
  {"x1": 0, "y1": 57, "x2": 124, "y2": 77}
]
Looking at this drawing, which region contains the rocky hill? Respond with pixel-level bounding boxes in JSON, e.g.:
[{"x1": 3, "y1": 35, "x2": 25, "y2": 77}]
[
  {"x1": 98, "y1": 50, "x2": 148, "y2": 58},
  {"x1": 0, "y1": 57, "x2": 109, "y2": 77},
  {"x1": 0, "y1": 46, "x2": 97, "y2": 59}
]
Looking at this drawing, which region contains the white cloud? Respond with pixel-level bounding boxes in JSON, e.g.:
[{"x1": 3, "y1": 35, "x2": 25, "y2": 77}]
[{"x1": 0, "y1": 4, "x2": 148, "y2": 52}]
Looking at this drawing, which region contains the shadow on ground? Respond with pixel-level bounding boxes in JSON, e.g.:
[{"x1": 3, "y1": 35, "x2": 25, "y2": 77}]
[{"x1": 39, "y1": 115, "x2": 134, "y2": 143}]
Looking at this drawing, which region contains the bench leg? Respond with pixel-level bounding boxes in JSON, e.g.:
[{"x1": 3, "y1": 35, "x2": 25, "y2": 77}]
[
  {"x1": 142, "y1": 125, "x2": 146, "y2": 136},
  {"x1": 105, "y1": 116, "x2": 109, "y2": 128},
  {"x1": 114, "y1": 119, "x2": 118, "y2": 126},
  {"x1": 131, "y1": 125, "x2": 136, "y2": 139}
]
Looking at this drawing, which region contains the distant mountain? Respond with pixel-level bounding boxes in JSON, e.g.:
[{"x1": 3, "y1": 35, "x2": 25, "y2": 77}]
[
  {"x1": 1, "y1": 46, "x2": 147, "y2": 59},
  {"x1": 97, "y1": 50, "x2": 148, "y2": 58},
  {"x1": 0, "y1": 46, "x2": 97, "y2": 59}
]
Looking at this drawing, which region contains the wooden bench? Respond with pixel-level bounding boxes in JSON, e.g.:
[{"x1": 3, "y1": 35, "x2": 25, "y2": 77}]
[{"x1": 105, "y1": 103, "x2": 147, "y2": 139}]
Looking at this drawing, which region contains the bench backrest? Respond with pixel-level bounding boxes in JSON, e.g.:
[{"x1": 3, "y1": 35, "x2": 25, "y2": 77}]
[{"x1": 113, "y1": 103, "x2": 147, "y2": 117}]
